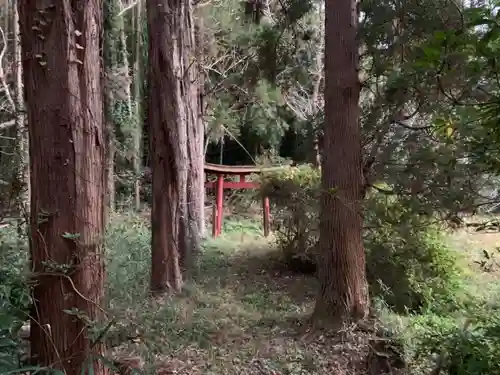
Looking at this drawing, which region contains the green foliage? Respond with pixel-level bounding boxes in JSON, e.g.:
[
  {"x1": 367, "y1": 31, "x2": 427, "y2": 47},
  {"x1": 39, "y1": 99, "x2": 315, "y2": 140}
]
[
  {"x1": 0, "y1": 227, "x2": 30, "y2": 373},
  {"x1": 261, "y1": 165, "x2": 464, "y2": 312},
  {"x1": 202, "y1": 0, "x2": 320, "y2": 163},
  {"x1": 106, "y1": 213, "x2": 152, "y2": 304},
  {"x1": 204, "y1": 0, "x2": 497, "y2": 214},
  {"x1": 260, "y1": 165, "x2": 320, "y2": 269},
  {"x1": 356, "y1": 0, "x2": 500, "y2": 222},
  {"x1": 408, "y1": 0, "x2": 500, "y2": 179},
  {"x1": 103, "y1": 0, "x2": 122, "y2": 67},
  {"x1": 104, "y1": 0, "x2": 143, "y2": 207},
  {"x1": 408, "y1": 307, "x2": 500, "y2": 375},
  {"x1": 246, "y1": 80, "x2": 288, "y2": 149},
  {"x1": 364, "y1": 194, "x2": 463, "y2": 313}
]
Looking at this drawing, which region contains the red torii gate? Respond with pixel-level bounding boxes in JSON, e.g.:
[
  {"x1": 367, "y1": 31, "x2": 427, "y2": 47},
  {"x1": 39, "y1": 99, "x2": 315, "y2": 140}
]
[{"x1": 204, "y1": 163, "x2": 284, "y2": 238}]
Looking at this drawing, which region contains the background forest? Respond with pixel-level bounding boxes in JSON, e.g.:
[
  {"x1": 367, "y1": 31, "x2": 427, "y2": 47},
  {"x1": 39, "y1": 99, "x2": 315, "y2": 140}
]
[{"x1": 2, "y1": 0, "x2": 500, "y2": 374}]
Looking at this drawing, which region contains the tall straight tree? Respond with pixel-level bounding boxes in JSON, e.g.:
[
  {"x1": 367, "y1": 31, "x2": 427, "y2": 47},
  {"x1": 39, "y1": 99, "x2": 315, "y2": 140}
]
[
  {"x1": 104, "y1": 0, "x2": 120, "y2": 218},
  {"x1": 104, "y1": 0, "x2": 134, "y2": 215},
  {"x1": 132, "y1": 0, "x2": 143, "y2": 212},
  {"x1": 13, "y1": 0, "x2": 29, "y2": 228},
  {"x1": 313, "y1": 0, "x2": 369, "y2": 324},
  {"x1": 19, "y1": 1, "x2": 108, "y2": 373},
  {"x1": 147, "y1": 0, "x2": 199, "y2": 294},
  {"x1": 187, "y1": 8, "x2": 205, "y2": 256}
]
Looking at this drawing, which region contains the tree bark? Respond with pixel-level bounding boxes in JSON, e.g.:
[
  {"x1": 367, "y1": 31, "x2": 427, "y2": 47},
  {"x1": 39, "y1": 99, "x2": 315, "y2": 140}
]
[
  {"x1": 313, "y1": 0, "x2": 369, "y2": 326},
  {"x1": 13, "y1": 0, "x2": 29, "y2": 225},
  {"x1": 19, "y1": 1, "x2": 108, "y2": 373},
  {"x1": 104, "y1": 0, "x2": 120, "y2": 217},
  {"x1": 310, "y1": 7, "x2": 323, "y2": 169},
  {"x1": 185, "y1": 9, "x2": 204, "y2": 265},
  {"x1": 3, "y1": 0, "x2": 9, "y2": 51},
  {"x1": 105, "y1": 96, "x2": 116, "y2": 218},
  {"x1": 132, "y1": 0, "x2": 143, "y2": 212},
  {"x1": 119, "y1": 25, "x2": 132, "y2": 117},
  {"x1": 147, "y1": 0, "x2": 195, "y2": 294}
]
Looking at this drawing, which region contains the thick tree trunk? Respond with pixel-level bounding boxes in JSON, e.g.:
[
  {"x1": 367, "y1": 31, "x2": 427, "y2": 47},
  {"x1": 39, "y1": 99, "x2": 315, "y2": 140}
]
[
  {"x1": 19, "y1": 1, "x2": 108, "y2": 373},
  {"x1": 313, "y1": 0, "x2": 369, "y2": 325},
  {"x1": 148, "y1": 0, "x2": 195, "y2": 294}
]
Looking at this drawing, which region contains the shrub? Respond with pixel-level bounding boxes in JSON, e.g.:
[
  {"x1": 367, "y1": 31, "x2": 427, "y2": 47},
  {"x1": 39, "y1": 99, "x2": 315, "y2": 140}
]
[
  {"x1": 408, "y1": 307, "x2": 500, "y2": 375},
  {"x1": 106, "y1": 213, "x2": 152, "y2": 305},
  {"x1": 0, "y1": 227, "x2": 30, "y2": 372},
  {"x1": 364, "y1": 194, "x2": 463, "y2": 313},
  {"x1": 260, "y1": 165, "x2": 320, "y2": 273},
  {"x1": 261, "y1": 165, "x2": 463, "y2": 313}
]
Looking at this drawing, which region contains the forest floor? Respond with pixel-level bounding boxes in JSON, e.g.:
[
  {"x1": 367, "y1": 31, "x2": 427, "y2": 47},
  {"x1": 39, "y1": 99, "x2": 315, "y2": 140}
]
[{"x1": 104, "y1": 213, "x2": 500, "y2": 375}]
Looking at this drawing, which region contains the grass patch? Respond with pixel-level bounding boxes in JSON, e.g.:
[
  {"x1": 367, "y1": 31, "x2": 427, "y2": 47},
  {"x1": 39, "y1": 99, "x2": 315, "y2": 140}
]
[
  {"x1": 105, "y1": 214, "x2": 377, "y2": 374},
  {"x1": 4, "y1": 211, "x2": 500, "y2": 374},
  {"x1": 103, "y1": 213, "x2": 500, "y2": 374}
]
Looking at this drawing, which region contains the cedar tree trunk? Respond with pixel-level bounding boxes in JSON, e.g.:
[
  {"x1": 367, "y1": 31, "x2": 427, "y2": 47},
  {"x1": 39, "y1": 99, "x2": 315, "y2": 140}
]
[
  {"x1": 313, "y1": 0, "x2": 369, "y2": 325},
  {"x1": 147, "y1": 0, "x2": 194, "y2": 294},
  {"x1": 19, "y1": 1, "x2": 108, "y2": 373}
]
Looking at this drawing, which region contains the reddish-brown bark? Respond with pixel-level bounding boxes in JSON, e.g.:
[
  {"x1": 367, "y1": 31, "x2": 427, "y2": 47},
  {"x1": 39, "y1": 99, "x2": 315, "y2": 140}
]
[
  {"x1": 313, "y1": 0, "x2": 369, "y2": 325},
  {"x1": 147, "y1": 0, "x2": 198, "y2": 293},
  {"x1": 19, "y1": 1, "x2": 107, "y2": 373}
]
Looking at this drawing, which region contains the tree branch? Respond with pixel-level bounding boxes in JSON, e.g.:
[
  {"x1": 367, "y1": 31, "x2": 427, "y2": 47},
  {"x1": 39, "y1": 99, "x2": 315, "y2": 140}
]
[
  {"x1": 392, "y1": 119, "x2": 432, "y2": 130},
  {"x1": 118, "y1": 0, "x2": 139, "y2": 16},
  {"x1": 0, "y1": 119, "x2": 15, "y2": 129},
  {"x1": 0, "y1": 25, "x2": 15, "y2": 112}
]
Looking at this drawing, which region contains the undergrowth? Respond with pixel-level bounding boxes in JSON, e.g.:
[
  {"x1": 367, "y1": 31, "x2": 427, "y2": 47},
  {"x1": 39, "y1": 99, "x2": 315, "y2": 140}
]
[
  {"x1": 105, "y1": 215, "x2": 328, "y2": 374},
  {"x1": 261, "y1": 165, "x2": 466, "y2": 313},
  {"x1": 2, "y1": 210, "x2": 500, "y2": 374},
  {"x1": 260, "y1": 165, "x2": 500, "y2": 374},
  {"x1": 0, "y1": 226, "x2": 30, "y2": 372}
]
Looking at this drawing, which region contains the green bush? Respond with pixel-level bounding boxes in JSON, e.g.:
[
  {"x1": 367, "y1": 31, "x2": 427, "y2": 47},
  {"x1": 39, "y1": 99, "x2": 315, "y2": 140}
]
[
  {"x1": 106, "y1": 213, "x2": 152, "y2": 306},
  {"x1": 364, "y1": 194, "x2": 463, "y2": 313},
  {"x1": 0, "y1": 227, "x2": 30, "y2": 372},
  {"x1": 408, "y1": 307, "x2": 500, "y2": 375},
  {"x1": 261, "y1": 165, "x2": 463, "y2": 313}
]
